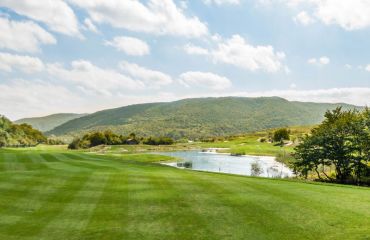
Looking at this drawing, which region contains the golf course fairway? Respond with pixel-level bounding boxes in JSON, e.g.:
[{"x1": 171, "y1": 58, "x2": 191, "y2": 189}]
[{"x1": 0, "y1": 147, "x2": 369, "y2": 240}]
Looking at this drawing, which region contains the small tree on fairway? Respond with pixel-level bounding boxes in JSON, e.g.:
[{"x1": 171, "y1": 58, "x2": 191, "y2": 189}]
[{"x1": 273, "y1": 128, "x2": 290, "y2": 145}]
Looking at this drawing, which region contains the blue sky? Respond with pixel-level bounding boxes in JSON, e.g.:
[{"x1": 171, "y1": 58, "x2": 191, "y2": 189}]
[{"x1": 0, "y1": 0, "x2": 369, "y2": 120}]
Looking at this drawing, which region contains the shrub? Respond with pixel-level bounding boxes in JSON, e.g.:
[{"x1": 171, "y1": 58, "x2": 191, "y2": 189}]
[
  {"x1": 272, "y1": 128, "x2": 290, "y2": 144},
  {"x1": 143, "y1": 136, "x2": 174, "y2": 145}
]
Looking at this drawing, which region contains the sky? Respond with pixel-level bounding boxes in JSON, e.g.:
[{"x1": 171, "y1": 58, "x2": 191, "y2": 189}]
[{"x1": 0, "y1": 0, "x2": 369, "y2": 120}]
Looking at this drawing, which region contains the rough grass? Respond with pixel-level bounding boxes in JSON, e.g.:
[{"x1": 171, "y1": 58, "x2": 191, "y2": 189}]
[{"x1": 0, "y1": 146, "x2": 369, "y2": 240}]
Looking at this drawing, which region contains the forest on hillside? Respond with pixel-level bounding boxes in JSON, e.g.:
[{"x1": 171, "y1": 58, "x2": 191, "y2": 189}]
[{"x1": 0, "y1": 116, "x2": 46, "y2": 147}]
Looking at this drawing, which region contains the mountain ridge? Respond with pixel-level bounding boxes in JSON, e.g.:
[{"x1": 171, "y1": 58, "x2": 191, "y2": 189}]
[
  {"x1": 46, "y1": 97, "x2": 361, "y2": 139},
  {"x1": 15, "y1": 113, "x2": 88, "y2": 132}
]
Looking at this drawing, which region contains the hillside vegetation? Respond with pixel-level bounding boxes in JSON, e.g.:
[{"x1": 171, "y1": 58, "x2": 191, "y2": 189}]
[
  {"x1": 48, "y1": 97, "x2": 360, "y2": 139},
  {"x1": 15, "y1": 113, "x2": 87, "y2": 132},
  {"x1": 0, "y1": 116, "x2": 46, "y2": 147}
]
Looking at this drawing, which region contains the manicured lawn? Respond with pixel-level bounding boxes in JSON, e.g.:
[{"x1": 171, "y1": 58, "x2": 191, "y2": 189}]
[{"x1": 0, "y1": 147, "x2": 369, "y2": 240}]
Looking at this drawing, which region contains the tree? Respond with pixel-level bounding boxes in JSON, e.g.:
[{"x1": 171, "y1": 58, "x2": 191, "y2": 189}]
[
  {"x1": 68, "y1": 138, "x2": 81, "y2": 150},
  {"x1": 143, "y1": 136, "x2": 174, "y2": 145},
  {"x1": 294, "y1": 107, "x2": 370, "y2": 184},
  {"x1": 88, "y1": 132, "x2": 107, "y2": 147},
  {"x1": 104, "y1": 130, "x2": 121, "y2": 145},
  {"x1": 273, "y1": 128, "x2": 290, "y2": 144}
]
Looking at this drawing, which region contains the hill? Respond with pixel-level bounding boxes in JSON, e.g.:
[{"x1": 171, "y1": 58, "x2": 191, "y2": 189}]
[
  {"x1": 47, "y1": 97, "x2": 360, "y2": 139},
  {"x1": 15, "y1": 113, "x2": 87, "y2": 132}
]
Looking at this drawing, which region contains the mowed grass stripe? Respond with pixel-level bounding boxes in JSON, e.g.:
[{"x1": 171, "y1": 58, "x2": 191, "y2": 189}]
[
  {"x1": 14, "y1": 152, "x2": 49, "y2": 171},
  {"x1": 222, "y1": 174, "x2": 370, "y2": 220},
  {"x1": 0, "y1": 172, "x2": 69, "y2": 226},
  {"x1": 37, "y1": 173, "x2": 110, "y2": 240},
  {"x1": 68, "y1": 152, "x2": 135, "y2": 170},
  {"x1": 0, "y1": 152, "x2": 7, "y2": 171},
  {"x1": 80, "y1": 172, "x2": 129, "y2": 239},
  {"x1": 1, "y1": 173, "x2": 91, "y2": 238},
  {"x1": 59, "y1": 153, "x2": 119, "y2": 171},
  {"x1": 27, "y1": 152, "x2": 50, "y2": 170},
  {"x1": 125, "y1": 171, "x2": 175, "y2": 239},
  {"x1": 163, "y1": 168, "x2": 265, "y2": 240},
  {"x1": 0, "y1": 172, "x2": 56, "y2": 216},
  {"x1": 39, "y1": 153, "x2": 88, "y2": 172},
  {"x1": 2, "y1": 153, "x2": 25, "y2": 171},
  {"x1": 193, "y1": 172, "x2": 369, "y2": 239},
  {"x1": 263, "y1": 178, "x2": 370, "y2": 216},
  {"x1": 125, "y1": 168, "x2": 219, "y2": 240},
  {"x1": 187, "y1": 172, "x2": 315, "y2": 239},
  {"x1": 40, "y1": 153, "x2": 59, "y2": 162}
]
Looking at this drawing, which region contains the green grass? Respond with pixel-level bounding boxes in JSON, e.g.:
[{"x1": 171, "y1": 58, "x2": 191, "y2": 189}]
[{"x1": 0, "y1": 146, "x2": 369, "y2": 240}]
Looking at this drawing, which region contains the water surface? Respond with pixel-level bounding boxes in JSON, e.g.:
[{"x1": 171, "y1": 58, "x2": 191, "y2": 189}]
[{"x1": 159, "y1": 151, "x2": 293, "y2": 178}]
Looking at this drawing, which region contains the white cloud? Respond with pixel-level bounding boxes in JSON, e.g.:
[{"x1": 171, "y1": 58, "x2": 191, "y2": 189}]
[
  {"x1": 179, "y1": 71, "x2": 232, "y2": 90},
  {"x1": 307, "y1": 56, "x2": 330, "y2": 66},
  {"x1": 175, "y1": 87, "x2": 370, "y2": 107},
  {"x1": 0, "y1": 79, "x2": 83, "y2": 120},
  {"x1": 184, "y1": 43, "x2": 209, "y2": 55},
  {"x1": 275, "y1": 0, "x2": 370, "y2": 31},
  {"x1": 293, "y1": 11, "x2": 315, "y2": 25},
  {"x1": 0, "y1": 0, "x2": 81, "y2": 37},
  {"x1": 345, "y1": 64, "x2": 352, "y2": 70},
  {"x1": 119, "y1": 61, "x2": 172, "y2": 87},
  {"x1": 105, "y1": 36, "x2": 150, "y2": 56},
  {"x1": 186, "y1": 35, "x2": 287, "y2": 72},
  {"x1": 213, "y1": 35, "x2": 286, "y2": 72},
  {"x1": 313, "y1": 0, "x2": 370, "y2": 31},
  {"x1": 366, "y1": 64, "x2": 370, "y2": 72},
  {"x1": 83, "y1": 18, "x2": 98, "y2": 33},
  {"x1": 203, "y1": 0, "x2": 240, "y2": 5},
  {"x1": 0, "y1": 17, "x2": 56, "y2": 53},
  {"x1": 234, "y1": 88, "x2": 370, "y2": 106},
  {"x1": 68, "y1": 0, "x2": 208, "y2": 38},
  {"x1": 0, "y1": 52, "x2": 44, "y2": 73},
  {"x1": 47, "y1": 60, "x2": 144, "y2": 95},
  {"x1": 307, "y1": 58, "x2": 316, "y2": 64},
  {"x1": 2, "y1": 82, "x2": 369, "y2": 120}
]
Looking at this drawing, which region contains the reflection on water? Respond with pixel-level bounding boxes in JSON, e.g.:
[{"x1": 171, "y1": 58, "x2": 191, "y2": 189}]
[{"x1": 159, "y1": 151, "x2": 294, "y2": 178}]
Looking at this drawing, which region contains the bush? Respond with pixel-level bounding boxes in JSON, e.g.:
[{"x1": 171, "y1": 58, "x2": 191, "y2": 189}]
[
  {"x1": 143, "y1": 136, "x2": 174, "y2": 145},
  {"x1": 47, "y1": 139, "x2": 65, "y2": 145},
  {"x1": 259, "y1": 137, "x2": 267, "y2": 143},
  {"x1": 272, "y1": 128, "x2": 290, "y2": 143}
]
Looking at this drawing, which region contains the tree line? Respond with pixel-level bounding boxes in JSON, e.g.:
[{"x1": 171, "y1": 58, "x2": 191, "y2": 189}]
[
  {"x1": 68, "y1": 131, "x2": 174, "y2": 149},
  {"x1": 294, "y1": 107, "x2": 370, "y2": 185}
]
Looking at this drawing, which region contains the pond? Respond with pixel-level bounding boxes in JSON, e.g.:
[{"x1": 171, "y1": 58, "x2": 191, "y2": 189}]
[{"x1": 158, "y1": 151, "x2": 294, "y2": 178}]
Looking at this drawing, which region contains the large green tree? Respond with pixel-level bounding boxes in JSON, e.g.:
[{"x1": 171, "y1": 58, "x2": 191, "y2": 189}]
[{"x1": 294, "y1": 108, "x2": 370, "y2": 184}]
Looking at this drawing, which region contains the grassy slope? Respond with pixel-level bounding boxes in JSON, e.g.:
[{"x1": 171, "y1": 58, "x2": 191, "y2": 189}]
[
  {"x1": 0, "y1": 146, "x2": 369, "y2": 240},
  {"x1": 47, "y1": 97, "x2": 359, "y2": 138},
  {"x1": 15, "y1": 113, "x2": 87, "y2": 132}
]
